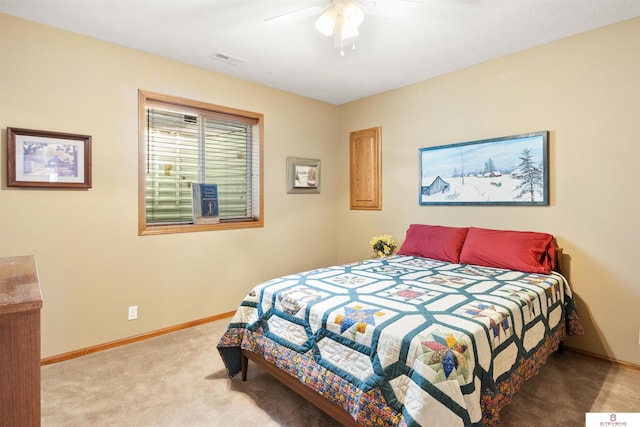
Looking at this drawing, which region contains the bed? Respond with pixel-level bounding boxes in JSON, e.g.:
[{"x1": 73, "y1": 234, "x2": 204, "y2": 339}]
[{"x1": 217, "y1": 225, "x2": 584, "y2": 426}]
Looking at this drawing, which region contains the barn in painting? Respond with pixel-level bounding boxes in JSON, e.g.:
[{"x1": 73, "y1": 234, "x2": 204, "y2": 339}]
[{"x1": 422, "y1": 176, "x2": 450, "y2": 196}]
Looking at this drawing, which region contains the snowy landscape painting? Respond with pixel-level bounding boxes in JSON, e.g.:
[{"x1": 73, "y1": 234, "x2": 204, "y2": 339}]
[
  {"x1": 7, "y1": 127, "x2": 92, "y2": 188},
  {"x1": 419, "y1": 131, "x2": 548, "y2": 205}
]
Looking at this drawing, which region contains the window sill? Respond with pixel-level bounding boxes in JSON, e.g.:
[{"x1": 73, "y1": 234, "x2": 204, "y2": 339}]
[{"x1": 138, "y1": 219, "x2": 263, "y2": 236}]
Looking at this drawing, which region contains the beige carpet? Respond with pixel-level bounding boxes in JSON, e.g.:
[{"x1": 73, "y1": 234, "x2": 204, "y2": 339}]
[{"x1": 41, "y1": 318, "x2": 640, "y2": 426}]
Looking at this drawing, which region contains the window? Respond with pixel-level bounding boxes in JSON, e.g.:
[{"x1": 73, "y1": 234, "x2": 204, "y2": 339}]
[{"x1": 138, "y1": 90, "x2": 263, "y2": 235}]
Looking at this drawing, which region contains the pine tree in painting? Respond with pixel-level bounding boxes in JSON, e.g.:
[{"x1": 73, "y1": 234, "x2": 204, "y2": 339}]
[
  {"x1": 484, "y1": 158, "x2": 496, "y2": 175},
  {"x1": 513, "y1": 148, "x2": 542, "y2": 201}
]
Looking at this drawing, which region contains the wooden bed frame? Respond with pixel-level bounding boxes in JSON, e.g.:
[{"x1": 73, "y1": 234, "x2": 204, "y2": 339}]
[
  {"x1": 241, "y1": 348, "x2": 360, "y2": 426},
  {"x1": 239, "y1": 248, "x2": 567, "y2": 426}
]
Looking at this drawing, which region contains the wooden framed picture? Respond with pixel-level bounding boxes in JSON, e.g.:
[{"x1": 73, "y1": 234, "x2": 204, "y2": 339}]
[
  {"x1": 419, "y1": 131, "x2": 549, "y2": 205},
  {"x1": 7, "y1": 127, "x2": 92, "y2": 188},
  {"x1": 286, "y1": 157, "x2": 320, "y2": 194}
]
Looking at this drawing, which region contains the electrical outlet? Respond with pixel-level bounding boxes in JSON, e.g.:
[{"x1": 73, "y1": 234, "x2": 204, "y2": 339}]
[{"x1": 128, "y1": 305, "x2": 138, "y2": 320}]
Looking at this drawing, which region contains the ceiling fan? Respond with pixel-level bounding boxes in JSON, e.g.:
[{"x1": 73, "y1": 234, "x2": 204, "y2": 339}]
[{"x1": 265, "y1": 0, "x2": 421, "y2": 55}]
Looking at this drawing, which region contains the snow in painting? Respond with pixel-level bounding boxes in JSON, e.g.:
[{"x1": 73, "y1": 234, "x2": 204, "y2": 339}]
[{"x1": 420, "y1": 134, "x2": 547, "y2": 204}]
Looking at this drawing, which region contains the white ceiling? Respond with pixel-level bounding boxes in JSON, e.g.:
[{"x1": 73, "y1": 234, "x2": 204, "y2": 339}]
[{"x1": 1, "y1": 0, "x2": 639, "y2": 105}]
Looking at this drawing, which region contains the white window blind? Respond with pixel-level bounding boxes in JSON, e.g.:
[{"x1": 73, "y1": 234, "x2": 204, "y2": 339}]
[{"x1": 143, "y1": 100, "x2": 261, "y2": 226}]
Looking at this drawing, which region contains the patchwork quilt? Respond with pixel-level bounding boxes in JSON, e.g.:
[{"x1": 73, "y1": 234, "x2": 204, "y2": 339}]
[{"x1": 218, "y1": 255, "x2": 583, "y2": 426}]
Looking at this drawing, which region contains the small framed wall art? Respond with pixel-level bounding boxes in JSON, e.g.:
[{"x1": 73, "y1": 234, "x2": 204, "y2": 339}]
[
  {"x1": 7, "y1": 127, "x2": 92, "y2": 189},
  {"x1": 286, "y1": 157, "x2": 320, "y2": 194}
]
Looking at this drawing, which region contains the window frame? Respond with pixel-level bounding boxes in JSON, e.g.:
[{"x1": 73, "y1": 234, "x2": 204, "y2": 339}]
[{"x1": 138, "y1": 90, "x2": 264, "y2": 235}]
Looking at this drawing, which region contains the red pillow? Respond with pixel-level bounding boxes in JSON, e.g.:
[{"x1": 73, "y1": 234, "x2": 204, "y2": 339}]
[
  {"x1": 397, "y1": 224, "x2": 469, "y2": 263},
  {"x1": 459, "y1": 227, "x2": 556, "y2": 274}
]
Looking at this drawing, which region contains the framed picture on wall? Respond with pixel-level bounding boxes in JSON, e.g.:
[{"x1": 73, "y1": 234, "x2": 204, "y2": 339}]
[
  {"x1": 7, "y1": 127, "x2": 92, "y2": 189},
  {"x1": 419, "y1": 131, "x2": 549, "y2": 205},
  {"x1": 286, "y1": 157, "x2": 320, "y2": 194}
]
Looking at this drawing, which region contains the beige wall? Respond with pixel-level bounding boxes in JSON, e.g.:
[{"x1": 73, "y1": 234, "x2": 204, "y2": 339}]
[
  {"x1": 337, "y1": 18, "x2": 640, "y2": 364},
  {"x1": 0, "y1": 14, "x2": 341, "y2": 358},
  {"x1": 1, "y1": 13, "x2": 638, "y2": 365}
]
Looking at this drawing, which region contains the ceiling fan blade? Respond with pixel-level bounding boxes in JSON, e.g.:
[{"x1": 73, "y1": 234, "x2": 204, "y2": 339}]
[{"x1": 264, "y1": 5, "x2": 325, "y2": 25}]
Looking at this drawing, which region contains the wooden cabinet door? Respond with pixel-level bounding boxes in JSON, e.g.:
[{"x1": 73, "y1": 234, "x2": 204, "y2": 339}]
[{"x1": 350, "y1": 127, "x2": 381, "y2": 210}]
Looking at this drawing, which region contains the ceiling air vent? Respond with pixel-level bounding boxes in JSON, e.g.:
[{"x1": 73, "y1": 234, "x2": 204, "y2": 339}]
[{"x1": 210, "y1": 51, "x2": 246, "y2": 66}]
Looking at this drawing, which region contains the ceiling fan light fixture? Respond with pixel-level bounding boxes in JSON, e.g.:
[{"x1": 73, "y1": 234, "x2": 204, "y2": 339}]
[
  {"x1": 315, "y1": 1, "x2": 365, "y2": 54},
  {"x1": 343, "y1": 2, "x2": 364, "y2": 28},
  {"x1": 315, "y1": 10, "x2": 336, "y2": 36}
]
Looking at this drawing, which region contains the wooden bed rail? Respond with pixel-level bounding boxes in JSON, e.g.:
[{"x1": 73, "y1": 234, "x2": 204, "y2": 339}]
[{"x1": 241, "y1": 349, "x2": 359, "y2": 426}]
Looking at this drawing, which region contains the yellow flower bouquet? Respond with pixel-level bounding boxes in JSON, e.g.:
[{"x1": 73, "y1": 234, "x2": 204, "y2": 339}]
[{"x1": 370, "y1": 234, "x2": 397, "y2": 258}]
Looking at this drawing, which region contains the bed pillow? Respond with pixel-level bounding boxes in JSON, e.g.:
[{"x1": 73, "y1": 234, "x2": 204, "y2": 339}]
[
  {"x1": 459, "y1": 227, "x2": 556, "y2": 274},
  {"x1": 397, "y1": 224, "x2": 469, "y2": 263}
]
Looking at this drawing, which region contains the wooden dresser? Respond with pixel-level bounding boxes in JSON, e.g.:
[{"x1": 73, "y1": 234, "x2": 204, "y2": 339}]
[{"x1": 0, "y1": 256, "x2": 42, "y2": 427}]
